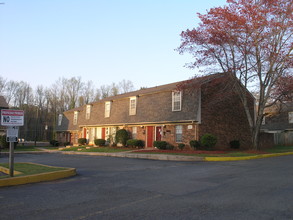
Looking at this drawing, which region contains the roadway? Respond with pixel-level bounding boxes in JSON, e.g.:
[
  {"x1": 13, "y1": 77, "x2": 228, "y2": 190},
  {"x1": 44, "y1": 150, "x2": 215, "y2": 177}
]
[{"x1": 0, "y1": 153, "x2": 292, "y2": 219}]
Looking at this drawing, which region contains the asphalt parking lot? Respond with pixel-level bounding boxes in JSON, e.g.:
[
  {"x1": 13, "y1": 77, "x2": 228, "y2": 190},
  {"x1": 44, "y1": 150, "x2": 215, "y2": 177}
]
[{"x1": 0, "y1": 153, "x2": 293, "y2": 220}]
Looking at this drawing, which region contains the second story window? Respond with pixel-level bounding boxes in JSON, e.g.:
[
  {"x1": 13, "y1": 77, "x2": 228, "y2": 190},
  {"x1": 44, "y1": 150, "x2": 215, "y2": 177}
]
[
  {"x1": 58, "y1": 114, "x2": 63, "y2": 126},
  {"x1": 86, "y1": 105, "x2": 91, "y2": 120},
  {"x1": 172, "y1": 91, "x2": 182, "y2": 111},
  {"x1": 129, "y1": 97, "x2": 137, "y2": 115},
  {"x1": 73, "y1": 111, "x2": 79, "y2": 125},
  {"x1": 105, "y1": 101, "x2": 111, "y2": 118},
  {"x1": 289, "y1": 112, "x2": 293, "y2": 124}
]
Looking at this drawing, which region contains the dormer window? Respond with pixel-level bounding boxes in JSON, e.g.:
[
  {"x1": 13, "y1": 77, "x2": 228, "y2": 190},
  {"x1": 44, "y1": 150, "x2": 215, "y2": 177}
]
[
  {"x1": 129, "y1": 97, "x2": 137, "y2": 115},
  {"x1": 172, "y1": 91, "x2": 182, "y2": 111},
  {"x1": 86, "y1": 105, "x2": 91, "y2": 120},
  {"x1": 73, "y1": 111, "x2": 79, "y2": 125},
  {"x1": 289, "y1": 112, "x2": 293, "y2": 124},
  {"x1": 105, "y1": 101, "x2": 111, "y2": 118},
  {"x1": 58, "y1": 114, "x2": 63, "y2": 126}
]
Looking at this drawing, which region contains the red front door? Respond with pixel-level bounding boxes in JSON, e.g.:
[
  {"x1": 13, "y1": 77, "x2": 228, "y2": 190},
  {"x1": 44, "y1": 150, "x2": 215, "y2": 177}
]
[
  {"x1": 156, "y1": 126, "x2": 162, "y2": 141},
  {"x1": 146, "y1": 126, "x2": 154, "y2": 148},
  {"x1": 83, "y1": 128, "x2": 87, "y2": 138},
  {"x1": 102, "y1": 128, "x2": 106, "y2": 140}
]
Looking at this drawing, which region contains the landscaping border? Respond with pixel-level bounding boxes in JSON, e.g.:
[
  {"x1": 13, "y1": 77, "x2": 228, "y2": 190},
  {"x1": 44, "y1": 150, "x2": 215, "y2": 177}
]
[
  {"x1": 204, "y1": 152, "x2": 293, "y2": 161},
  {"x1": 0, "y1": 162, "x2": 76, "y2": 187}
]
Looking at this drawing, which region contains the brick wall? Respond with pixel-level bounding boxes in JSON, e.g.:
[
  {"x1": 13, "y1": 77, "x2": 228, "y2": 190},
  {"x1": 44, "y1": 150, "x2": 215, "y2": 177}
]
[{"x1": 199, "y1": 78, "x2": 254, "y2": 149}]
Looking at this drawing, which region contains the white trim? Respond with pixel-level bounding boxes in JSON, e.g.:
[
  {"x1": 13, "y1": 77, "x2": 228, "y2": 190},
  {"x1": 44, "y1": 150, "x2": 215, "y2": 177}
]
[
  {"x1": 86, "y1": 105, "x2": 91, "y2": 120},
  {"x1": 105, "y1": 101, "x2": 111, "y2": 118},
  {"x1": 172, "y1": 91, "x2": 182, "y2": 111},
  {"x1": 175, "y1": 125, "x2": 183, "y2": 143},
  {"x1": 289, "y1": 112, "x2": 293, "y2": 124},
  {"x1": 129, "y1": 96, "x2": 137, "y2": 115},
  {"x1": 73, "y1": 111, "x2": 78, "y2": 125},
  {"x1": 132, "y1": 126, "x2": 137, "y2": 139},
  {"x1": 58, "y1": 114, "x2": 63, "y2": 126}
]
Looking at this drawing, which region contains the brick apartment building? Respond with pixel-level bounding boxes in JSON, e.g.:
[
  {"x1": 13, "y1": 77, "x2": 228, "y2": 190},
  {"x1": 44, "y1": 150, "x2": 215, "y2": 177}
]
[{"x1": 56, "y1": 73, "x2": 255, "y2": 149}]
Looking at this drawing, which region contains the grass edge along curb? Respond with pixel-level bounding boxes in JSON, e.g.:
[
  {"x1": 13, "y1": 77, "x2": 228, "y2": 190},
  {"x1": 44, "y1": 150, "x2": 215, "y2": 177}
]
[
  {"x1": 204, "y1": 152, "x2": 293, "y2": 161},
  {"x1": 0, "y1": 166, "x2": 23, "y2": 175},
  {"x1": 0, "y1": 162, "x2": 76, "y2": 187}
]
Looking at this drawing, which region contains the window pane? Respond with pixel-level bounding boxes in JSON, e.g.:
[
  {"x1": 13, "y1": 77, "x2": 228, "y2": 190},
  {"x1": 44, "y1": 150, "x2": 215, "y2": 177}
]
[
  {"x1": 129, "y1": 98, "x2": 137, "y2": 115},
  {"x1": 172, "y1": 92, "x2": 181, "y2": 111},
  {"x1": 132, "y1": 127, "x2": 137, "y2": 139},
  {"x1": 175, "y1": 125, "x2": 183, "y2": 142}
]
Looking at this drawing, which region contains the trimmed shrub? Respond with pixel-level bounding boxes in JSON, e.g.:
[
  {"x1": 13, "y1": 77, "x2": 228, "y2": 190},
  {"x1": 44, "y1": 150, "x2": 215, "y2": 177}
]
[
  {"x1": 230, "y1": 140, "x2": 240, "y2": 149},
  {"x1": 200, "y1": 134, "x2": 217, "y2": 150},
  {"x1": 78, "y1": 138, "x2": 87, "y2": 145},
  {"x1": 63, "y1": 142, "x2": 70, "y2": 146},
  {"x1": 126, "y1": 139, "x2": 144, "y2": 148},
  {"x1": 190, "y1": 140, "x2": 200, "y2": 150},
  {"x1": 94, "y1": 139, "x2": 106, "y2": 146},
  {"x1": 178, "y1": 143, "x2": 185, "y2": 150},
  {"x1": 153, "y1": 141, "x2": 168, "y2": 150},
  {"x1": 115, "y1": 129, "x2": 129, "y2": 146},
  {"x1": 166, "y1": 143, "x2": 174, "y2": 150},
  {"x1": 50, "y1": 140, "x2": 59, "y2": 147},
  {"x1": 0, "y1": 135, "x2": 9, "y2": 148}
]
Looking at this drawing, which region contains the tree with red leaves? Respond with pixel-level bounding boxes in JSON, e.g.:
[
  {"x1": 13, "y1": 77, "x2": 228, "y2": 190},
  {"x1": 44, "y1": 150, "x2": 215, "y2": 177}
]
[
  {"x1": 178, "y1": 0, "x2": 293, "y2": 149},
  {"x1": 271, "y1": 73, "x2": 293, "y2": 102}
]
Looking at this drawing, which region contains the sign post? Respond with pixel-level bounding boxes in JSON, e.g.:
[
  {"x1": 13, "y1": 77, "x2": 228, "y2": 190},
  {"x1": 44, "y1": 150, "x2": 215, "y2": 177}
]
[{"x1": 1, "y1": 109, "x2": 24, "y2": 177}]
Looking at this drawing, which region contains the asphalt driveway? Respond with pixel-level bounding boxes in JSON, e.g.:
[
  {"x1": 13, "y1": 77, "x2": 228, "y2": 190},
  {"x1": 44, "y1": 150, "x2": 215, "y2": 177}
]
[{"x1": 0, "y1": 153, "x2": 292, "y2": 220}]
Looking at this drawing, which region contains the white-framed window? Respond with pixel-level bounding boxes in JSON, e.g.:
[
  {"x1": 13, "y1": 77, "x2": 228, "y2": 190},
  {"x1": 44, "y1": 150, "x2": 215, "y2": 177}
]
[
  {"x1": 289, "y1": 112, "x2": 293, "y2": 124},
  {"x1": 129, "y1": 97, "x2": 137, "y2": 115},
  {"x1": 73, "y1": 111, "x2": 79, "y2": 125},
  {"x1": 86, "y1": 105, "x2": 91, "y2": 120},
  {"x1": 175, "y1": 125, "x2": 183, "y2": 143},
  {"x1": 58, "y1": 114, "x2": 63, "y2": 126},
  {"x1": 105, "y1": 101, "x2": 111, "y2": 118},
  {"x1": 132, "y1": 127, "x2": 137, "y2": 139},
  {"x1": 172, "y1": 91, "x2": 182, "y2": 111},
  {"x1": 262, "y1": 116, "x2": 266, "y2": 125}
]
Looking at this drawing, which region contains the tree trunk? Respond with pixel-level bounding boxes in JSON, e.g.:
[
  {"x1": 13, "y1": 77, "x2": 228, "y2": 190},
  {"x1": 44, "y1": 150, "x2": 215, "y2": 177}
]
[{"x1": 252, "y1": 127, "x2": 260, "y2": 150}]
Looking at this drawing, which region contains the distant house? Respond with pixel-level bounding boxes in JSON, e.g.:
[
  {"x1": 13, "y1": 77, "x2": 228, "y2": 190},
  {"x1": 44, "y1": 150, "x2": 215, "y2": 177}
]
[
  {"x1": 0, "y1": 96, "x2": 9, "y2": 136},
  {"x1": 56, "y1": 73, "x2": 255, "y2": 149},
  {"x1": 262, "y1": 102, "x2": 293, "y2": 145}
]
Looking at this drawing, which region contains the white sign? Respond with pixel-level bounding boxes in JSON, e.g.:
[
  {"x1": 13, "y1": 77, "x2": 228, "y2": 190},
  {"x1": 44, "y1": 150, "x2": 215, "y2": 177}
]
[
  {"x1": 1, "y1": 109, "x2": 24, "y2": 126},
  {"x1": 7, "y1": 126, "x2": 19, "y2": 137},
  {"x1": 6, "y1": 126, "x2": 19, "y2": 142},
  {"x1": 6, "y1": 136, "x2": 18, "y2": 142}
]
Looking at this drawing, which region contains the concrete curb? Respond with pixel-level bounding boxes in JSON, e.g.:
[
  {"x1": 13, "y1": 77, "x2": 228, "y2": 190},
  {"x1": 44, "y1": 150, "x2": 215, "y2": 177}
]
[
  {"x1": 204, "y1": 152, "x2": 293, "y2": 161},
  {"x1": 0, "y1": 162, "x2": 76, "y2": 187},
  {"x1": 3, "y1": 149, "x2": 293, "y2": 162},
  {"x1": 0, "y1": 166, "x2": 23, "y2": 175},
  {"x1": 53, "y1": 151, "x2": 205, "y2": 161}
]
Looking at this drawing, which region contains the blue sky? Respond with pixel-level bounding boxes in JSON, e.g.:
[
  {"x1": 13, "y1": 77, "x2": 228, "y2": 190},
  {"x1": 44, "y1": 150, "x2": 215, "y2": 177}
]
[{"x1": 0, "y1": 0, "x2": 227, "y2": 90}]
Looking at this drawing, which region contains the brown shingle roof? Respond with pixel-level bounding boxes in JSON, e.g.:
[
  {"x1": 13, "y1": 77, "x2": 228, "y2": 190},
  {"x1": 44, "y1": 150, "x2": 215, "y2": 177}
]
[
  {"x1": 0, "y1": 96, "x2": 8, "y2": 108},
  {"x1": 66, "y1": 73, "x2": 225, "y2": 113}
]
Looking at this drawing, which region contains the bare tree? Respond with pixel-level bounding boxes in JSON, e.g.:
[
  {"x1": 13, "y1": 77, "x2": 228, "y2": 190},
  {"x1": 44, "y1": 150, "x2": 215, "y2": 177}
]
[
  {"x1": 80, "y1": 80, "x2": 95, "y2": 105},
  {"x1": 0, "y1": 76, "x2": 6, "y2": 95},
  {"x1": 4, "y1": 80, "x2": 19, "y2": 106},
  {"x1": 119, "y1": 79, "x2": 134, "y2": 93},
  {"x1": 64, "y1": 77, "x2": 84, "y2": 109}
]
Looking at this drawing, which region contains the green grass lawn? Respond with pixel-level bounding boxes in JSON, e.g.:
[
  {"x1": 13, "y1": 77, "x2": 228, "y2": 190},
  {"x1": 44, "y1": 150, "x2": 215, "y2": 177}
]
[
  {"x1": 0, "y1": 163, "x2": 67, "y2": 179},
  {"x1": 60, "y1": 146, "x2": 131, "y2": 153},
  {"x1": 132, "y1": 146, "x2": 293, "y2": 157},
  {"x1": 264, "y1": 145, "x2": 293, "y2": 153},
  {"x1": 0, "y1": 145, "x2": 42, "y2": 152}
]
